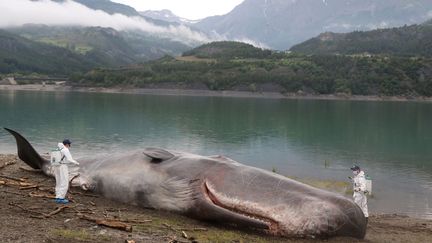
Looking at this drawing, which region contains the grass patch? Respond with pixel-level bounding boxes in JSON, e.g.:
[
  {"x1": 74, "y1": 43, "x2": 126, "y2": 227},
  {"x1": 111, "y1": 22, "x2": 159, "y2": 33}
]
[
  {"x1": 74, "y1": 45, "x2": 93, "y2": 54},
  {"x1": 287, "y1": 176, "x2": 352, "y2": 195},
  {"x1": 51, "y1": 229, "x2": 92, "y2": 241},
  {"x1": 50, "y1": 229, "x2": 111, "y2": 241},
  {"x1": 176, "y1": 56, "x2": 216, "y2": 63},
  {"x1": 37, "y1": 38, "x2": 94, "y2": 54},
  {"x1": 130, "y1": 210, "x2": 285, "y2": 242},
  {"x1": 190, "y1": 227, "x2": 279, "y2": 243}
]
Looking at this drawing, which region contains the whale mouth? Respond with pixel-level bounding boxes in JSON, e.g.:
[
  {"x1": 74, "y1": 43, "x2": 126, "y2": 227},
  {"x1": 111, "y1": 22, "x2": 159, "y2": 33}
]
[{"x1": 203, "y1": 181, "x2": 279, "y2": 232}]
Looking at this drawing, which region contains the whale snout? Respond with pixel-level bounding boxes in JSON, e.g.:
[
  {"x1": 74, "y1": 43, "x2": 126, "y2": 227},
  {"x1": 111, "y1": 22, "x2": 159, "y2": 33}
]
[
  {"x1": 201, "y1": 176, "x2": 367, "y2": 238},
  {"x1": 274, "y1": 197, "x2": 366, "y2": 238},
  {"x1": 325, "y1": 197, "x2": 367, "y2": 239},
  {"x1": 196, "y1": 163, "x2": 368, "y2": 239}
]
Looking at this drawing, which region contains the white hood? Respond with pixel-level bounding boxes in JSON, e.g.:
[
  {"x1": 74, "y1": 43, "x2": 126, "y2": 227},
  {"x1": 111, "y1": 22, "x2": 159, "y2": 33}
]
[{"x1": 57, "y1": 143, "x2": 65, "y2": 150}]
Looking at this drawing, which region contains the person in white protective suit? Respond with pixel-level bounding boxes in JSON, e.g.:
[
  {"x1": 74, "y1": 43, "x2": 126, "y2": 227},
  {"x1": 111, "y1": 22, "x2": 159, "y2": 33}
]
[
  {"x1": 52, "y1": 139, "x2": 79, "y2": 204},
  {"x1": 350, "y1": 165, "x2": 369, "y2": 223}
]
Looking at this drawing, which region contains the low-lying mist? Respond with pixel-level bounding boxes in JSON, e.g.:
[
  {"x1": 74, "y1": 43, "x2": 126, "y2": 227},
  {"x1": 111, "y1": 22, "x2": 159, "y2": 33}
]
[{"x1": 0, "y1": 0, "x2": 212, "y2": 45}]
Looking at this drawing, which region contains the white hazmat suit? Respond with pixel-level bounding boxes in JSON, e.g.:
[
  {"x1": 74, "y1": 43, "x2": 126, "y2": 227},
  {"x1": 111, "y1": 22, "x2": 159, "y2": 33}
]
[
  {"x1": 53, "y1": 143, "x2": 79, "y2": 199},
  {"x1": 352, "y1": 170, "x2": 369, "y2": 218}
]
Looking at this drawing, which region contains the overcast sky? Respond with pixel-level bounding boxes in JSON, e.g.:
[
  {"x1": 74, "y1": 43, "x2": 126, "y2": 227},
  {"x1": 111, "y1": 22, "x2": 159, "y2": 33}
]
[{"x1": 111, "y1": 0, "x2": 244, "y2": 20}]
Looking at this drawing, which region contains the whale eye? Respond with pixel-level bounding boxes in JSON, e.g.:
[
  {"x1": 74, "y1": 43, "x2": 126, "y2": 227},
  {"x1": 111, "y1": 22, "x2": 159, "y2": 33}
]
[
  {"x1": 150, "y1": 158, "x2": 163, "y2": 163},
  {"x1": 143, "y1": 148, "x2": 174, "y2": 163}
]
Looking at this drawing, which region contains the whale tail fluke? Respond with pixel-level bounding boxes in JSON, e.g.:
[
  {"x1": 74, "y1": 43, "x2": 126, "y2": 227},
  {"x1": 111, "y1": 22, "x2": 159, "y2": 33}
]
[{"x1": 4, "y1": 128, "x2": 47, "y2": 169}]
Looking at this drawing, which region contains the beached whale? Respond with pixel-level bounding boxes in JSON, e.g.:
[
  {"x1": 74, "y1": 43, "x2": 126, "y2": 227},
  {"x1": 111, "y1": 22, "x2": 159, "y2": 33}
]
[{"x1": 4, "y1": 128, "x2": 366, "y2": 238}]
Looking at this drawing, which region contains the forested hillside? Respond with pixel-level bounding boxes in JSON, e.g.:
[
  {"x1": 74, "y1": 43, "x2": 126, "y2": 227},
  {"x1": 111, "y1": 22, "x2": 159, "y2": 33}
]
[
  {"x1": 0, "y1": 26, "x2": 190, "y2": 75},
  {"x1": 9, "y1": 25, "x2": 190, "y2": 67},
  {"x1": 182, "y1": 41, "x2": 272, "y2": 59},
  {"x1": 76, "y1": 42, "x2": 432, "y2": 97},
  {"x1": 290, "y1": 23, "x2": 432, "y2": 57},
  {"x1": 0, "y1": 0, "x2": 205, "y2": 75},
  {"x1": 0, "y1": 30, "x2": 95, "y2": 74}
]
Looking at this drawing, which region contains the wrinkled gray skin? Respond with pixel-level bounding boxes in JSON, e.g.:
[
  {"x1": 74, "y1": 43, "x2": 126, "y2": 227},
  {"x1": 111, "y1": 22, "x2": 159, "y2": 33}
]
[{"x1": 5, "y1": 128, "x2": 366, "y2": 239}]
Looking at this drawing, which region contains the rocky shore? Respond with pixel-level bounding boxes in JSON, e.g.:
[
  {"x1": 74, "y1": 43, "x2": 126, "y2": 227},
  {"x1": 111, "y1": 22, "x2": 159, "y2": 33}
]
[{"x1": 1, "y1": 84, "x2": 432, "y2": 102}]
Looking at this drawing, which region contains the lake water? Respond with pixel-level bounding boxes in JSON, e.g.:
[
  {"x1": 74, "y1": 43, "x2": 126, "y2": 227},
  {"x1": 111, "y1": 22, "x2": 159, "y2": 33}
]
[{"x1": 1, "y1": 90, "x2": 432, "y2": 219}]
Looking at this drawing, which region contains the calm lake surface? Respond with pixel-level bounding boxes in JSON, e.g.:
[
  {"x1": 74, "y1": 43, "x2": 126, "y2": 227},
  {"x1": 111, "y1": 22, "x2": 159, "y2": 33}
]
[{"x1": 1, "y1": 90, "x2": 432, "y2": 219}]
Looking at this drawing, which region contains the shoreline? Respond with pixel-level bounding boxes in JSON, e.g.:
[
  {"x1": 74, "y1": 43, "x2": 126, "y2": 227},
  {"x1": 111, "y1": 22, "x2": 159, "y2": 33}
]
[
  {"x1": 1, "y1": 84, "x2": 432, "y2": 102},
  {"x1": 0, "y1": 152, "x2": 430, "y2": 221},
  {"x1": 1, "y1": 154, "x2": 432, "y2": 242}
]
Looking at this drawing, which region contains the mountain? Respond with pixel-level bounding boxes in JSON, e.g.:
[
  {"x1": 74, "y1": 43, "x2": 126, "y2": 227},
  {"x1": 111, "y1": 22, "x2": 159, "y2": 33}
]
[
  {"x1": 290, "y1": 23, "x2": 432, "y2": 57},
  {"x1": 56, "y1": 0, "x2": 180, "y2": 26},
  {"x1": 8, "y1": 25, "x2": 190, "y2": 66},
  {"x1": 140, "y1": 9, "x2": 195, "y2": 24},
  {"x1": 56, "y1": 0, "x2": 140, "y2": 16},
  {"x1": 0, "y1": 0, "x2": 203, "y2": 73},
  {"x1": 194, "y1": 0, "x2": 432, "y2": 50},
  {"x1": 10, "y1": 25, "x2": 137, "y2": 66},
  {"x1": 0, "y1": 23, "x2": 192, "y2": 75},
  {"x1": 0, "y1": 29, "x2": 95, "y2": 74}
]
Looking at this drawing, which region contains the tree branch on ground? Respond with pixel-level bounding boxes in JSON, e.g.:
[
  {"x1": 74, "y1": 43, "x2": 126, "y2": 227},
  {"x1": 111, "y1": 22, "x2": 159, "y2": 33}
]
[
  {"x1": 77, "y1": 213, "x2": 133, "y2": 232},
  {"x1": 0, "y1": 161, "x2": 16, "y2": 169}
]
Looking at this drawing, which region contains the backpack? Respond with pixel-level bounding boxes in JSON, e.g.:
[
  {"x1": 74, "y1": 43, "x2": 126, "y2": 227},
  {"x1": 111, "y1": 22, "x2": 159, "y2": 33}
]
[{"x1": 50, "y1": 148, "x2": 65, "y2": 165}]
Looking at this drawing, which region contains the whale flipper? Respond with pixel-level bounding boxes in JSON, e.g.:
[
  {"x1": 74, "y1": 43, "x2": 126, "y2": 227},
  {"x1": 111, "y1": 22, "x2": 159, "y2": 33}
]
[
  {"x1": 4, "y1": 128, "x2": 47, "y2": 169},
  {"x1": 143, "y1": 147, "x2": 175, "y2": 163}
]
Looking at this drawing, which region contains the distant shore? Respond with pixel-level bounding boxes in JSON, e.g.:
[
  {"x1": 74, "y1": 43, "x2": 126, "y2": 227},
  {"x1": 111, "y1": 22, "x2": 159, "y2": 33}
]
[{"x1": 1, "y1": 84, "x2": 432, "y2": 102}]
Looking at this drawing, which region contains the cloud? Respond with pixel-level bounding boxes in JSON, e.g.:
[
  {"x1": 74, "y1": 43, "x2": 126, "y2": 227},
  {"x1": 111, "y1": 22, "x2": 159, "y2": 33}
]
[
  {"x1": 233, "y1": 37, "x2": 270, "y2": 49},
  {"x1": 0, "y1": 0, "x2": 212, "y2": 45},
  {"x1": 207, "y1": 30, "x2": 270, "y2": 50}
]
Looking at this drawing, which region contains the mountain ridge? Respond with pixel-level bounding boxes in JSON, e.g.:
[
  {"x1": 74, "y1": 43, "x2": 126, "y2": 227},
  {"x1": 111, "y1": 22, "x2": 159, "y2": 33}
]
[
  {"x1": 139, "y1": 9, "x2": 196, "y2": 24},
  {"x1": 55, "y1": 0, "x2": 140, "y2": 16},
  {"x1": 194, "y1": 0, "x2": 432, "y2": 50},
  {"x1": 290, "y1": 22, "x2": 432, "y2": 57}
]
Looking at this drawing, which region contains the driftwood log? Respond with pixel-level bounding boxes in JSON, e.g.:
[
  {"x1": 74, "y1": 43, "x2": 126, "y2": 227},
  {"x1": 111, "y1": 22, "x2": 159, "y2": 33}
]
[
  {"x1": 78, "y1": 214, "x2": 133, "y2": 232},
  {"x1": 0, "y1": 161, "x2": 16, "y2": 170},
  {"x1": 9, "y1": 202, "x2": 71, "y2": 219}
]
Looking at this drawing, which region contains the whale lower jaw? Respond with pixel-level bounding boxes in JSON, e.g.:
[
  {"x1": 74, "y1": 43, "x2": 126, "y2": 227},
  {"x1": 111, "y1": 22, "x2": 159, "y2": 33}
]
[
  {"x1": 204, "y1": 181, "x2": 276, "y2": 228},
  {"x1": 203, "y1": 181, "x2": 351, "y2": 238}
]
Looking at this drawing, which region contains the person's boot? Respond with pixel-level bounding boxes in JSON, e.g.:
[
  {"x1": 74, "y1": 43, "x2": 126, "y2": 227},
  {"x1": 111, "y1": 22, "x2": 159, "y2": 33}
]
[{"x1": 56, "y1": 198, "x2": 69, "y2": 204}]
